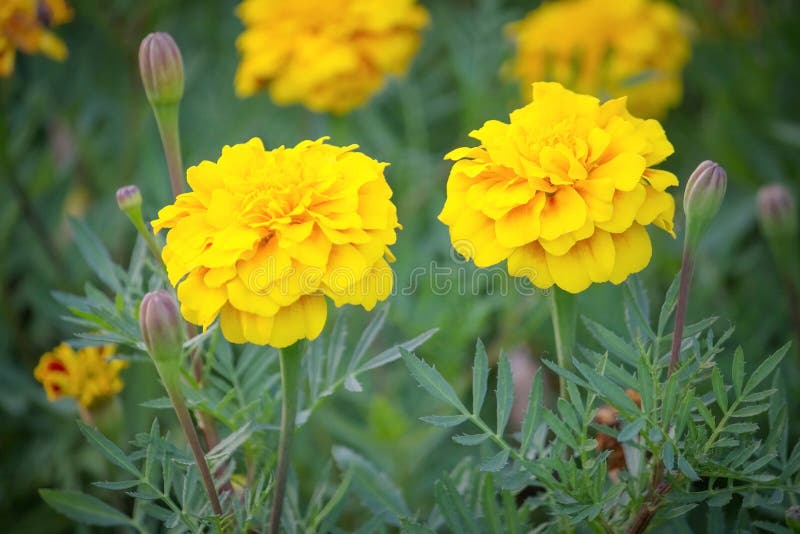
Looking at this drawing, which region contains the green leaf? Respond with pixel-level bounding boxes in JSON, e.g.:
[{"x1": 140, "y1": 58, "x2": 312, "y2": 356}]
[
  {"x1": 360, "y1": 328, "x2": 439, "y2": 373},
  {"x1": 543, "y1": 409, "x2": 578, "y2": 450},
  {"x1": 453, "y1": 433, "x2": 490, "y2": 446},
  {"x1": 39, "y1": 489, "x2": 133, "y2": 526},
  {"x1": 573, "y1": 360, "x2": 639, "y2": 415},
  {"x1": 77, "y1": 421, "x2": 140, "y2": 477},
  {"x1": 348, "y1": 305, "x2": 388, "y2": 372},
  {"x1": 582, "y1": 317, "x2": 639, "y2": 366},
  {"x1": 69, "y1": 218, "x2": 122, "y2": 294},
  {"x1": 332, "y1": 446, "x2": 409, "y2": 523},
  {"x1": 91, "y1": 480, "x2": 140, "y2": 490},
  {"x1": 657, "y1": 274, "x2": 680, "y2": 336},
  {"x1": 402, "y1": 350, "x2": 465, "y2": 411},
  {"x1": 434, "y1": 478, "x2": 478, "y2": 534},
  {"x1": 481, "y1": 474, "x2": 502, "y2": 534},
  {"x1": 420, "y1": 415, "x2": 469, "y2": 427},
  {"x1": 732, "y1": 404, "x2": 770, "y2": 417},
  {"x1": 707, "y1": 492, "x2": 733, "y2": 507},
  {"x1": 662, "y1": 442, "x2": 675, "y2": 471},
  {"x1": 520, "y1": 373, "x2": 543, "y2": 454},
  {"x1": 744, "y1": 342, "x2": 791, "y2": 395},
  {"x1": 711, "y1": 366, "x2": 727, "y2": 411},
  {"x1": 617, "y1": 418, "x2": 645, "y2": 442},
  {"x1": 140, "y1": 397, "x2": 172, "y2": 409},
  {"x1": 495, "y1": 354, "x2": 513, "y2": 435},
  {"x1": 677, "y1": 456, "x2": 700, "y2": 481},
  {"x1": 732, "y1": 347, "x2": 744, "y2": 396},
  {"x1": 724, "y1": 423, "x2": 759, "y2": 434},
  {"x1": 479, "y1": 449, "x2": 509, "y2": 473},
  {"x1": 473, "y1": 339, "x2": 489, "y2": 416}
]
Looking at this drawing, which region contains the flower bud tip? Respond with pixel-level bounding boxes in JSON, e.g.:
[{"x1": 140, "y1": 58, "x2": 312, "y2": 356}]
[
  {"x1": 683, "y1": 160, "x2": 727, "y2": 248},
  {"x1": 116, "y1": 185, "x2": 142, "y2": 212},
  {"x1": 757, "y1": 184, "x2": 797, "y2": 240},
  {"x1": 139, "y1": 32, "x2": 184, "y2": 107},
  {"x1": 139, "y1": 290, "x2": 184, "y2": 363}
]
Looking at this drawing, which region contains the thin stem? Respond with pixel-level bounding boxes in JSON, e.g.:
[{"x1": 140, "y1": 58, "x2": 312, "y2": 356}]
[
  {"x1": 269, "y1": 343, "x2": 305, "y2": 534},
  {"x1": 668, "y1": 248, "x2": 694, "y2": 376},
  {"x1": 157, "y1": 361, "x2": 223, "y2": 516},
  {"x1": 549, "y1": 288, "x2": 577, "y2": 398},
  {"x1": 153, "y1": 104, "x2": 184, "y2": 199}
]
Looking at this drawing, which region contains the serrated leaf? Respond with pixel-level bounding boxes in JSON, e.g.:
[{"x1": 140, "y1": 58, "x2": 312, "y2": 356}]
[
  {"x1": 332, "y1": 446, "x2": 409, "y2": 523},
  {"x1": 434, "y1": 478, "x2": 478, "y2": 534},
  {"x1": 520, "y1": 373, "x2": 543, "y2": 453},
  {"x1": 617, "y1": 418, "x2": 645, "y2": 442},
  {"x1": 453, "y1": 433, "x2": 490, "y2": 446},
  {"x1": 78, "y1": 421, "x2": 140, "y2": 477},
  {"x1": 543, "y1": 409, "x2": 578, "y2": 450},
  {"x1": 402, "y1": 350, "x2": 465, "y2": 411},
  {"x1": 69, "y1": 218, "x2": 122, "y2": 294},
  {"x1": 479, "y1": 449, "x2": 510, "y2": 472},
  {"x1": 658, "y1": 274, "x2": 680, "y2": 336},
  {"x1": 39, "y1": 489, "x2": 133, "y2": 527},
  {"x1": 573, "y1": 360, "x2": 639, "y2": 415},
  {"x1": 732, "y1": 404, "x2": 770, "y2": 417},
  {"x1": 662, "y1": 503, "x2": 698, "y2": 519},
  {"x1": 582, "y1": 317, "x2": 639, "y2": 366},
  {"x1": 206, "y1": 423, "x2": 252, "y2": 463},
  {"x1": 662, "y1": 442, "x2": 675, "y2": 471},
  {"x1": 473, "y1": 339, "x2": 489, "y2": 416},
  {"x1": 91, "y1": 480, "x2": 140, "y2": 490},
  {"x1": 360, "y1": 328, "x2": 438, "y2": 373},
  {"x1": 732, "y1": 347, "x2": 744, "y2": 396},
  {"x1": 348, "y1": 305, "x2": 388, "y2": 373},
  {"x1": 677, "y1": 456, "x2": 700, "y2": 481},
  {"x1": 724, "y1": 423, "x2": 759, "y2": 434},
  {"x1": 420, "y1": 415, "x2": 469, "y2": 427},
  {"x1": 711, "y1": 366, "x2": 727, "y2": 411},
  {"x1": 707, "y1": 492, "x2": 733, "y2": 507},
  {"x1": 495, "y1": 354, "x2": 513, "y2": 435},
  {"x1": 744, "y1": 342, "x2": 791, "y2": 395}
]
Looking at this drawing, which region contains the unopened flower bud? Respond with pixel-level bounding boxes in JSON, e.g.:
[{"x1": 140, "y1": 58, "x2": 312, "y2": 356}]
[
  {"x1": 683, "y1": 160, "x2": 727, "y2": 249},
  {"x1": 787, "y1": 505, "x2": 800, "y2": 532},
  {"x1": 757, "y1": 184, "x2": 797, "y2": 242},
  {"x1": 139, "y1": 32, "x2": 184, "y2": 107},
  {"x1": 116, "y1": 185, "x2": 142, "y2": 213},
  {"x1": 139, "y1": 291, "x2": 183, "y2": 363}
]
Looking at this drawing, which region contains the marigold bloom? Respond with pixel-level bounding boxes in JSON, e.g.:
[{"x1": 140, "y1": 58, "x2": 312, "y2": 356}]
[
  {"x1": 34, "y1": 343, "x2": 126, "y2": 409},
  {"x1": 153, "y1": 137, "x2": 399, "y2": 347},
  {"x1": 0, "y1": 0, "x2": 72, "y2": 77},
  {"x1": 506, "y1": 0, "x2": 690, "y2": 118},
  {"x1": 439, "y1": 82, "x2": 678, "y2": 294},
  {"x1": 234, "y1": 0, "x2": 429, "y2": 114}
]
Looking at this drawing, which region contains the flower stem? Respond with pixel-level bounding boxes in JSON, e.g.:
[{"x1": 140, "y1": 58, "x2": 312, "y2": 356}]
[
  {"x1": 269, "y1": 342, "x2": 304, "y2": 534},
  {"x1": 153, "y1": 103, "x2": 184, "y2": 198},
  {"x1": 549, "y1": 287, "x2": 577, "y2": 398},
  {"x1": 668, "y1": 247, "x2": 694, "y2": 376},
  {"x1": 156, "y1": 361, "x2": 222, "y2": 516}
]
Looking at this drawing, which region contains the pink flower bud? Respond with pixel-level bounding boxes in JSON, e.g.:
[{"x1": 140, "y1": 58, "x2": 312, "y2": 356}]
[
  {"x1": 139, "y1": 290, "x2": 183, "y2": 363},
  {"x1": 757, "y1": 184, "x2": 797, "y2": 241},
  {"x1": 116, "y1": 185, "x2": 142, "y2": 213},
  {"x1": 139, "y1": 32, "x2": 184, "y2": 106}
]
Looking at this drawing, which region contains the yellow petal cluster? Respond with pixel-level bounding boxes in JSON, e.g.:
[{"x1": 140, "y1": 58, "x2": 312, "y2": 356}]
[
  {"x1": 1, "y1": 0, "x2": 72, "y2": 77},
  {"x1": 34, "y1": 343, "x2": 126, "y2": 409},
  {"x1": 439, "y1": 82, "x2": 678, "y2": 294},
  {"x1": 234, "y1": 0, "x2": 429, "y2": 114},
  {"x1": 153, "y1": 137, "x2": 400, "y2": 347},
  {"x1": 505, "y1": 0, "x2": 690, "y2": 118}
]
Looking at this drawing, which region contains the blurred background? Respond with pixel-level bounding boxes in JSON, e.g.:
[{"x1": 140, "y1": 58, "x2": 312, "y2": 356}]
[{"x1": 2, "y1": 0, "x2": 799, "y2": 530}]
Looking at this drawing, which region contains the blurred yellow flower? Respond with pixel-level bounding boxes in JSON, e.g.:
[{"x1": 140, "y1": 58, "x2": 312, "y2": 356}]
[
  {"x1": 0, "y1": 0, "x2": 73, "y2": 77},
  {"x1": 439, "y1": 82, "x2": 677, "y2": 294},
  {"x1": 153, "y1": 137, "x2": 400, "y2": 347},
  {"x1": 34, "y1": 343, "x2": 126, "y2": 409},
  {"x1": 506, "y1": 0, "x2": 690, "y2": 118},
  {"x1": 234, "y1": 0, "x2": 429, "y2": 114}
]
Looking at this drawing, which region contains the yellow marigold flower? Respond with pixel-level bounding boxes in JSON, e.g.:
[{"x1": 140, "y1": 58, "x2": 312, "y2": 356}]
[
  {"x1": 439, "y1": 82, "x2": 678, "y2": 294},
  {"x1": 34, "y1": 343, "x2": 127, "y2": 409},
  {"x1": 152, "y1": 137, "x2": 400, "y2": 347},
  {"x1": 505, "y1": 0, "x2": 690, "y2": 118},
  {"x1": 234, "y1": 0, "x2": 429, "y2": 114},
  {"x1": 0, "y1": 0, "x2": 73, "y2": 77}
]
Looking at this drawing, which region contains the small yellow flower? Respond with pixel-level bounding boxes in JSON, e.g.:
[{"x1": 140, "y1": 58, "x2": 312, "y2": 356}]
[
  {"x1": 234, "y1": 0, "x2": 429, "y2": 114},
  {"x1": 439, "y1": 82, "x2": 678, "y2": 294},
  {"x1": 34, "y1": 343, "x2": 127, "y2": 409},
  {"x1": 153, "y1": 137, "x2": 400, "y2": 347},
  {"x1": 0, "y1": 0, "x2": 73, "y2": 77},
  {"x1": 505, "y1": 0, "x2": 690, "y2": 118}
]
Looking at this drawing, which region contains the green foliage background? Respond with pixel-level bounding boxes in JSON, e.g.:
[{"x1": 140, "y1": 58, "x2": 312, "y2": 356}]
[{"x1": 1, "y1": 0, "x2": 799, "y2": 530}]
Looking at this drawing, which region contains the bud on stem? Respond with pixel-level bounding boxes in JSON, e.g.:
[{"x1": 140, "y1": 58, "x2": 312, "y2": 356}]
[
  {"x1": 683, "y1": 160, "x2": 728, "y2": 252},
  {"x1": 139, "y1": 32, "x2": 185, "y2": 199},
  {"x1": 116, "y1": 185, "x2": 163, "y2": 263}
]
